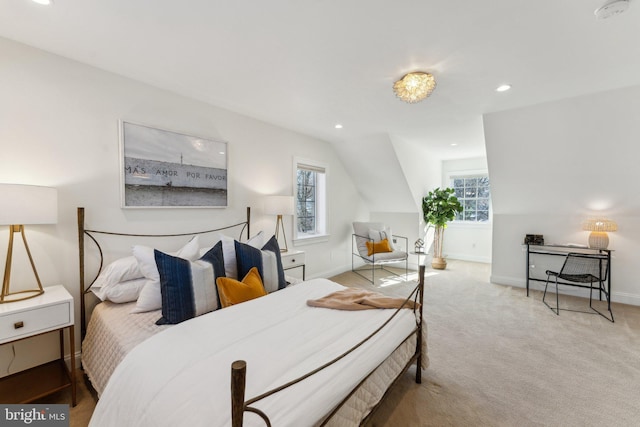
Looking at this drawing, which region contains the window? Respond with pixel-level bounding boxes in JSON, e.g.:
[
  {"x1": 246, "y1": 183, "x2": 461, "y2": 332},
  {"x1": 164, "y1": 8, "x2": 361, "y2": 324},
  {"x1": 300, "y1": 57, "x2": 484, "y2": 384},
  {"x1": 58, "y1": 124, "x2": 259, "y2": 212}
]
[
  {"x1": 451, "y1": 175, "x2": 490, "y2": 222},
  {"x1": 294, "y1": 158, "x2": 327, "y2": 242}
]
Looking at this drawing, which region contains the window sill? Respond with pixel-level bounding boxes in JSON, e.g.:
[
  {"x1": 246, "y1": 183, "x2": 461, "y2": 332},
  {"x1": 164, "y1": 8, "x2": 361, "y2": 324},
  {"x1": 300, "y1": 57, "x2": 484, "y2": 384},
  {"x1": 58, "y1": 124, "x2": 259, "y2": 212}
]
[
  {"x1": 293, "y1": 234, "x2": 330, "y2": 246},
  {"x1": 448, "y1": 221, "x2": 492, "y2": 230}
]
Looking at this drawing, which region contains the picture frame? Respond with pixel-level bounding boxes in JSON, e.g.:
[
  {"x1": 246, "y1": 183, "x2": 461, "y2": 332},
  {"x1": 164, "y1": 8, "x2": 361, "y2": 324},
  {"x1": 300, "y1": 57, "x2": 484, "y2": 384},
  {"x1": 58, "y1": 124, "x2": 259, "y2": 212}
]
[{"x1": 120, "y1": 121, "x2": 228, "y2": 208}]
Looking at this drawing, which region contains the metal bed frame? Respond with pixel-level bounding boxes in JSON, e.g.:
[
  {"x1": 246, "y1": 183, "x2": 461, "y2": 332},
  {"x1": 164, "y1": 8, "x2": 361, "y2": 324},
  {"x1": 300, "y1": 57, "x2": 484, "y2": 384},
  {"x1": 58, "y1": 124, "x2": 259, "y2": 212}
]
[{"x1": 77, "y1": 206, "x2": 425, "y2": 425}]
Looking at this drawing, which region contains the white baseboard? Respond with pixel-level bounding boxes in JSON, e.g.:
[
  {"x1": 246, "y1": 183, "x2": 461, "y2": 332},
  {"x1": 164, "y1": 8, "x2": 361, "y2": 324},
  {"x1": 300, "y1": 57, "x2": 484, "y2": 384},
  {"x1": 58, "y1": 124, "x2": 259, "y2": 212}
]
[
  {"x1": 490, "y1": 275, "x2": 640, "y2": 306},
  {"x1": 446, "y1": 253, "x2": 491, "y2": 264}
]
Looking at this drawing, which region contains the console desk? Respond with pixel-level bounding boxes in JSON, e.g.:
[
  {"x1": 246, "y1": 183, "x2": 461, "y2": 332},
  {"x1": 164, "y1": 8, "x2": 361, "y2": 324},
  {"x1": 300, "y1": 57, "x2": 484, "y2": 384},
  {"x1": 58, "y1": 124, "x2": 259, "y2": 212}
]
[{"x1": 524, "y1": 244, "x2": 612, "y2": 311}]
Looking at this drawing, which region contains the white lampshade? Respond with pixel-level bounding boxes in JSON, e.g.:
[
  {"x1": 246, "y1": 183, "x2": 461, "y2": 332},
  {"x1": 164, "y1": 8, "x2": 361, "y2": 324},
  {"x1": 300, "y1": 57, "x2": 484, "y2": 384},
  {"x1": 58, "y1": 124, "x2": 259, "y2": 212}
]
[
  {"x1": 264, "y1": 195, "x2": 294, "y2": 216},
  {"x1": 0, "y1": 184, "x2": 58, "y2": 225}
]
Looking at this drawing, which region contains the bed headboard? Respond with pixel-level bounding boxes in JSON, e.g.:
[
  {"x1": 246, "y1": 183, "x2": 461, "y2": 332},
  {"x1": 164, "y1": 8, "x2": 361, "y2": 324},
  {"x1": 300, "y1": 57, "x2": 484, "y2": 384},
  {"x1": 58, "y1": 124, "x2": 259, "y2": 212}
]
[{"x1": 77, "y1": 206, "x2": 251, "y2": 339}]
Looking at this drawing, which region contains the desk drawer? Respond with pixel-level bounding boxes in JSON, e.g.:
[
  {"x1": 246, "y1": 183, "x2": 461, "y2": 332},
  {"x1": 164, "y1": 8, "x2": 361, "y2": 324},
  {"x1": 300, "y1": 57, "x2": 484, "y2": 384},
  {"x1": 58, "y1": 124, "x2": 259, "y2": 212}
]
[{"x1": 0, "y1": 302, "x2": 71, "y2": 343}]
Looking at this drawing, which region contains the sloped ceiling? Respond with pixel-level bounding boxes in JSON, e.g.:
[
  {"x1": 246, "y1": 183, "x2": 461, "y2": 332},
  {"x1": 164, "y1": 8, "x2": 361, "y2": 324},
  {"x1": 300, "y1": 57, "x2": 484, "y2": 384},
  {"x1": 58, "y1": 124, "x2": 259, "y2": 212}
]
[{"x1": 1, "y1": 0, "x2": 639, "y2": 212}]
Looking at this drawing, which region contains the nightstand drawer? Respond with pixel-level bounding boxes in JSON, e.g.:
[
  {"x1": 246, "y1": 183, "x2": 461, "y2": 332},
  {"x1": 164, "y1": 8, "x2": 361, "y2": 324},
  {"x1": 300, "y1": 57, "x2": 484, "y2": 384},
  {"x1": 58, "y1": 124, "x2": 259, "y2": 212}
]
[
  {"x1": 281, "y1": 251, "x2": 305, "y2": 269},
  {"x1": 0, "y1": 301, "x2": 71, "y2": 343}
]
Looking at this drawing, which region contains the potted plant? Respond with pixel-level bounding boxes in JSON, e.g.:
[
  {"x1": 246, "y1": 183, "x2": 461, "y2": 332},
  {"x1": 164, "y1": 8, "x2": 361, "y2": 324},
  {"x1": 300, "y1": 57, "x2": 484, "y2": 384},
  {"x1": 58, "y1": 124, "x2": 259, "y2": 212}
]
[{"x1": 422, "y1": 187, "x2": 462, "y2": 270}]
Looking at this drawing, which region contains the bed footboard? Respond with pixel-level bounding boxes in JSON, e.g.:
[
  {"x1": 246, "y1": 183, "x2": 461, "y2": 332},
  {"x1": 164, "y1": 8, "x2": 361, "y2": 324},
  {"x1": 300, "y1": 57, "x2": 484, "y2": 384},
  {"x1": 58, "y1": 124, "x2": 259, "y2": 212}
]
[{"x1": 230, "y1": 264, "x2": 426, "y2": 427}]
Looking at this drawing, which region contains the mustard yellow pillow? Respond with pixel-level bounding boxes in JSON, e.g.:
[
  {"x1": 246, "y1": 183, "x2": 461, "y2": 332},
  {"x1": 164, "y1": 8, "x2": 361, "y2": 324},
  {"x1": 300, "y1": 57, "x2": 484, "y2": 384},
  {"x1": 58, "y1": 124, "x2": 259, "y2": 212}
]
[
  {"x1": 216, "y1": 267, "x2": 267, "y2": 308},
  {"x1": 366, "y1": 238, "x2": 392, "y2": 256}
]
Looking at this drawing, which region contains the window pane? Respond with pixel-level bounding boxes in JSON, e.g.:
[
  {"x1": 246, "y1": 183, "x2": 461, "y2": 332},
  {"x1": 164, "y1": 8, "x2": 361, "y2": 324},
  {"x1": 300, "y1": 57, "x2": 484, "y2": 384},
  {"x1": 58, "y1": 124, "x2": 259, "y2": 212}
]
[
  {"x1": 454, "y1": 188, "x2": 464, "y2": 198},
  {"x1": 478, "y1": 199, "x2": 490, "y2": 210},
  {"x1": 465, "y1": 178, "x2": 478, "y2": 187},
  {"x1": 477, "y1": 211, "x2": 489, "y2": 221},
  {"x1": 453, "y1": 178, "x2": 464, "y2": 188},
  {"x1": 478, "y1": 186, "x2": 490, "y2": 198},
  {"x1": 297, "y1": 217, "x2": 315, "y2": 233},
  {"x1": 478, "y1": 177, "x2": 489, "y2": 186},
  {"x1": 464, "y1": 200, "x2": 476, "y2": 211},
  {"x1": 464, "y1": 187, "x2": 477, "y2": 198},
  {"x1": 464, "y1": 211, "x2": 477, "y2": 221}
]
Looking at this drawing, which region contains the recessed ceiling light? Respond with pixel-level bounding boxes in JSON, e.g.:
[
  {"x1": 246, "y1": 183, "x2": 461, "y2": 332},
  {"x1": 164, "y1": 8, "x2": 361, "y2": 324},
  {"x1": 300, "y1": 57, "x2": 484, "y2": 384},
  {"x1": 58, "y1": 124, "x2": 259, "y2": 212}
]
[
  {"x1": 32, "y1": 0, "x2": 53, "y2": 5},
  {"x1": 496, "y1": 84, "x2": 512, "y2": 92},
  {"x1": 450, "y1": 143, "x2": 458, "y2": 147},
  {"x1": 334, "y1": 124, "x2": 343, "y2": 129},
  {"x1": 219, "y1": 151, "x2": 225, "y2": 155}
]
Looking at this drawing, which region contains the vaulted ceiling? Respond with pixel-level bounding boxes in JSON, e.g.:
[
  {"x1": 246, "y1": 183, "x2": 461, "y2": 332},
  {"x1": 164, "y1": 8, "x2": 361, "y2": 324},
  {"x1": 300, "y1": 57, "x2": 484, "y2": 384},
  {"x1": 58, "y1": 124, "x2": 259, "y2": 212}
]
[{"x1": 2, "y1": 0, "x2": 639, "y2": 212}]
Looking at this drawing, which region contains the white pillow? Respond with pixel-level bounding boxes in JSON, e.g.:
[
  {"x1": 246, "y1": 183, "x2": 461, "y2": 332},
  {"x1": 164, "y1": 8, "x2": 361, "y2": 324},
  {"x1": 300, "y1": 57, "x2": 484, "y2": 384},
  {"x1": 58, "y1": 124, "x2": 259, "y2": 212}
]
[
  {"x1": 93, "y1": 278, "x2": 148, "y2": 303},
  {"x1": 90, "y1": 256, "x2": 143, "y2": 300},
  {"x1": 220, "y1": 231, "x2": 265, "y2": 280},
  {"x1": 369, "y1": 227, "x2": 395, "y2": 250},
  {"x1": 131, "y1": 236, "x2": 201, "y2": 313}
]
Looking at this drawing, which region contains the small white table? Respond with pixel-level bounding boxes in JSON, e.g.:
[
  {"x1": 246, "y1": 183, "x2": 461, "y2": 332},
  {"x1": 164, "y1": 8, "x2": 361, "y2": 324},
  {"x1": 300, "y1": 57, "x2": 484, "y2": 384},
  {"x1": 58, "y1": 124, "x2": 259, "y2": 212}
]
[
  {"x1": 281, "y1": 250, "x2": 306, "y2": 280},
  {"x1": 0, "y1": 285, "x2": 76, "y2": 406}
]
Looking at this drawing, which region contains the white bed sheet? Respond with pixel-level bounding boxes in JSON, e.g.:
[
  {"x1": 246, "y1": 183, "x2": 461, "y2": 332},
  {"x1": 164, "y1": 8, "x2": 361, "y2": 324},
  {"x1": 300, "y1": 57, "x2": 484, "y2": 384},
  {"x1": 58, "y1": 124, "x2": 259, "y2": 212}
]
[{"x1": 89, "y1": 278, "x2": 420, "y2": 427}]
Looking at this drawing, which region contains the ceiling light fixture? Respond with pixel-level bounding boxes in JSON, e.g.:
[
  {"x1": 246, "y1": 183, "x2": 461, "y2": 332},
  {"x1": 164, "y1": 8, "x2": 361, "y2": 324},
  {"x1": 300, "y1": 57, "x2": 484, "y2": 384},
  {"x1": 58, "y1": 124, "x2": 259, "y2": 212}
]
[
  {"x1": 31, "y1": 0, "x2": 53, "y2": 5},
  {"x1": 496, "y1": 84, "x2": 512, "y2": 92},
  {"x1": 334, "y1": 124, "x2": 343, "y2": 129},
  {"x1": 393, "y1": 72, "x2": 436, "y2": 103},
  {"x1": 595, "y1": 0, "x2": 629, "y2": 19}
]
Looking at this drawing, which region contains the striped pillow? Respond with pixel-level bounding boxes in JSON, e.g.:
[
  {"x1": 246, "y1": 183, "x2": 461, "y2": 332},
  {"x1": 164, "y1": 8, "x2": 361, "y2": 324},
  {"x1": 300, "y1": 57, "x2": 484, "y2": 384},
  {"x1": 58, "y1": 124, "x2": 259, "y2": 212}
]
[
  {"x1": 154, "y1": 241, "x2": 226, "y2": 325},
  {"x1": 234, "y1": 235, "x2": 286, "y2": 293}
]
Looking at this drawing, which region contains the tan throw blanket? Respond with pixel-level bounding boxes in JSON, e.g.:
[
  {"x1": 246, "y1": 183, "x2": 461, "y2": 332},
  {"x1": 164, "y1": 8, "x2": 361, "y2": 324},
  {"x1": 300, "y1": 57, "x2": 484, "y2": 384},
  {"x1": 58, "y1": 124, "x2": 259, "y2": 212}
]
[
  {"x1": 306, "y1": 288, "x2": 420, "y2": 310},
  {"x1": 307, "y1": 287, "x2": 428, "y2": 370}
]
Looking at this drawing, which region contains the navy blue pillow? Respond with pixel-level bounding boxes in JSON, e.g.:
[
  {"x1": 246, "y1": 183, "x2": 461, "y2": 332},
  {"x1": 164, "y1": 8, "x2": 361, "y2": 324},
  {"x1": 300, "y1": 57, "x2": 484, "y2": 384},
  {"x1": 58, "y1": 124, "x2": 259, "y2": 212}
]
[
  {"x1": 154, "y1": 241, "x2": 225, "y2": 325},
  {"x1": 235, "y1": 235, "x2": 286, "y2": 292}
]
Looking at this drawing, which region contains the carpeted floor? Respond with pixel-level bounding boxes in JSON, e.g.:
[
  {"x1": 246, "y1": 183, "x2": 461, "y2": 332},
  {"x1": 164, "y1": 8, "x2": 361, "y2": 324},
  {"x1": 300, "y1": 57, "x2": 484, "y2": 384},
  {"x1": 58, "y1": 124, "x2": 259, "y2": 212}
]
[{"x1": 47, "y1": 260, "x2": 640, "y2": 426}]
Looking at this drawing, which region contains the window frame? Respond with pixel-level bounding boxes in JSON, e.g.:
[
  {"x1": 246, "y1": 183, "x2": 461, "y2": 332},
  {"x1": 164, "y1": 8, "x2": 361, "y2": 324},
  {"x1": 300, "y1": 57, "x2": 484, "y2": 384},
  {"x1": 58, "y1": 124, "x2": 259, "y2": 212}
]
[{"x1": 293, "y1": 157, "x2": 329, "y2": 245}]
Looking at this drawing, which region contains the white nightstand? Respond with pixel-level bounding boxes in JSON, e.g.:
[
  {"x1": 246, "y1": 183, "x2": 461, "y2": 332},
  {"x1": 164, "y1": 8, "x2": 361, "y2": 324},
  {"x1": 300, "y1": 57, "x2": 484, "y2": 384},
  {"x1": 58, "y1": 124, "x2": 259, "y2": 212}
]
[
  {"x1": 0, "y1": 285, "x2": 76, "y2": 406},
  {"x1": 281, "y1": 250, "x2": 306, "y2": 280}
]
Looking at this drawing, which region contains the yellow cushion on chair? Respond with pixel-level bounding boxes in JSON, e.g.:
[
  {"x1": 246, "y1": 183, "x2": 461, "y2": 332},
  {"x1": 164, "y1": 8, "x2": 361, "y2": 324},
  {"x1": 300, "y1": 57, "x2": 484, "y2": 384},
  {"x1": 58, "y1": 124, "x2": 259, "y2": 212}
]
[
  {"x1": 366, "y1": 238, "x2": 392, "y2": 256},
  {"x1": 216, "y1": 267, "x2": 267, "y2": 308}
]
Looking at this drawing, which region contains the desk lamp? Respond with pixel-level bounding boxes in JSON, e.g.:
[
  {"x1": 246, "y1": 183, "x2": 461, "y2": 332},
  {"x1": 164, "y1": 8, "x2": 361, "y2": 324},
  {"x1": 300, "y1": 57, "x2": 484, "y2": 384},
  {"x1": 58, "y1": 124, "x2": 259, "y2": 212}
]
[
  {"x1": 264, "y1": 195, "x2": 294, "y2": 252},
  {"x1": 582, "y1": 218, "x2": 617, "y2": 250},
  {"x1": 0, "y1": 184, "x2": 58, "y2": 303}
]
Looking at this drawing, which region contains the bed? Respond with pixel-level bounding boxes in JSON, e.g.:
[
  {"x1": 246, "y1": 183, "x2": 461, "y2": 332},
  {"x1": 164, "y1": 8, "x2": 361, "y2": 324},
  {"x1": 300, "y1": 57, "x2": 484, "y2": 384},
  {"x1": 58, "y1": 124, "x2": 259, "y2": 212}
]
[{"x1": 78, "y1": 207, "x2": 427, "y2": 426}]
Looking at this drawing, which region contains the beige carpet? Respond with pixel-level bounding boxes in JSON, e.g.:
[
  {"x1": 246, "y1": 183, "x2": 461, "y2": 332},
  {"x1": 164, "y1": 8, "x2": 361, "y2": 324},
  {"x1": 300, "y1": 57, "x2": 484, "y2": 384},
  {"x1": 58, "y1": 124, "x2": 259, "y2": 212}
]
[{"x1": 48, "y1": 260, "x2": 640, "y2": 426}]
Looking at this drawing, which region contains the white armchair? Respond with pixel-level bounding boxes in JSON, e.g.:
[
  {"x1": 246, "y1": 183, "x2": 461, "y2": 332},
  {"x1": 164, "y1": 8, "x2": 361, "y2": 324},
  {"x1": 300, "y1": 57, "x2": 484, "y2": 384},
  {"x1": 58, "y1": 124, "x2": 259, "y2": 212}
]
[{"x1": 352, "y1": 222, "x2": 408, "y2": 283}]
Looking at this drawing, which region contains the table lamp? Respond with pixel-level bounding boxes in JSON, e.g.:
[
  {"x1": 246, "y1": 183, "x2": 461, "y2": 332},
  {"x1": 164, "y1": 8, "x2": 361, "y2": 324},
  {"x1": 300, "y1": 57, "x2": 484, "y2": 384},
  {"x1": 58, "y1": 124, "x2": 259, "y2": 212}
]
[
  {"x1": 582, "y1": 218, "x2": 617, "y2": 250},
  {"x1": 0, "y1": 184, "x2": 58, "y2": 303},
  {"x1": 264, "y1": 195, "x2": 294, "y2": 252}
]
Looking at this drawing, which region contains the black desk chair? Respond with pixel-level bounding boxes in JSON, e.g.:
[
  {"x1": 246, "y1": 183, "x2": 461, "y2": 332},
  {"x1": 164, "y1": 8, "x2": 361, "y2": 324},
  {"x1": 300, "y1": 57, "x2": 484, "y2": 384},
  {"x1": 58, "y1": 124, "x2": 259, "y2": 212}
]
[{"x1": 543, "y1": 253, "x2": 613, "y2": 322}]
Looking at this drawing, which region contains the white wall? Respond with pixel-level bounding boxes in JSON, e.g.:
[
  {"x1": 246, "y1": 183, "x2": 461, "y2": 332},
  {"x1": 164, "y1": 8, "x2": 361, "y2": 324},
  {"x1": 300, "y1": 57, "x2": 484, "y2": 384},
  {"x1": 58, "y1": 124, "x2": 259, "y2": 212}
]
[
  {"x1": 440, "y1": 157, "x2": 492, "y2": 263},
  {"x1": 0, "y1": 37, "x2": 365, "y2": 375},
  {"x1": 484, "y1": 85, "x2": 640, "y2": 305}
]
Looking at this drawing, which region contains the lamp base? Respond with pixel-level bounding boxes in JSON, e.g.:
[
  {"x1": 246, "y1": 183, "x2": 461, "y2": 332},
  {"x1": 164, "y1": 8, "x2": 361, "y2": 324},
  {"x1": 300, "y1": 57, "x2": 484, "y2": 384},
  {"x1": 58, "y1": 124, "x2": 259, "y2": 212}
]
[
  {"x1": 1, "y1": 224, "x2": 45, "y2": 304},
  {"x1": 274, "y1": 215, "x2": 288, "y2": 252},
  {"x1": 0, "y1": 289, "x2": 45, "y2": 304},
  {"x1": 588, "y1": 231, "x2": 609, "y2": 249}
]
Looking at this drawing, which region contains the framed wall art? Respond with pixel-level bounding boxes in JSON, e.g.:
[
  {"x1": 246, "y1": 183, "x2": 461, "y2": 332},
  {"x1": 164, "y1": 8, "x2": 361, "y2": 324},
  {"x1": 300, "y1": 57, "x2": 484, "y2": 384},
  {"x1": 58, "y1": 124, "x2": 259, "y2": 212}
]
[{"x1": 120, "y1": 121, "x2": 228, "y2": 208}]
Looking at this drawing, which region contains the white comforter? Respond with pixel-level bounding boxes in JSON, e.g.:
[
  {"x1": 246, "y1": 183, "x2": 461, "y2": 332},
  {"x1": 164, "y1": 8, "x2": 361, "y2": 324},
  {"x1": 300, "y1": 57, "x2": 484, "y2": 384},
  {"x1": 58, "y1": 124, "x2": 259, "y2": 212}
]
[{"x1": 89, "y1": 279, "x2": 419, "y2": 427}]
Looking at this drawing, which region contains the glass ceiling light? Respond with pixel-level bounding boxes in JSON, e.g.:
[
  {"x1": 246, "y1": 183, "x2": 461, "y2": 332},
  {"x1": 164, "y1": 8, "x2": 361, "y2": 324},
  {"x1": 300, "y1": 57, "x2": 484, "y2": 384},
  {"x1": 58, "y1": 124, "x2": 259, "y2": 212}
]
[{"x1": 393, "y1": 72, "x2": 436, "y2": 103}]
